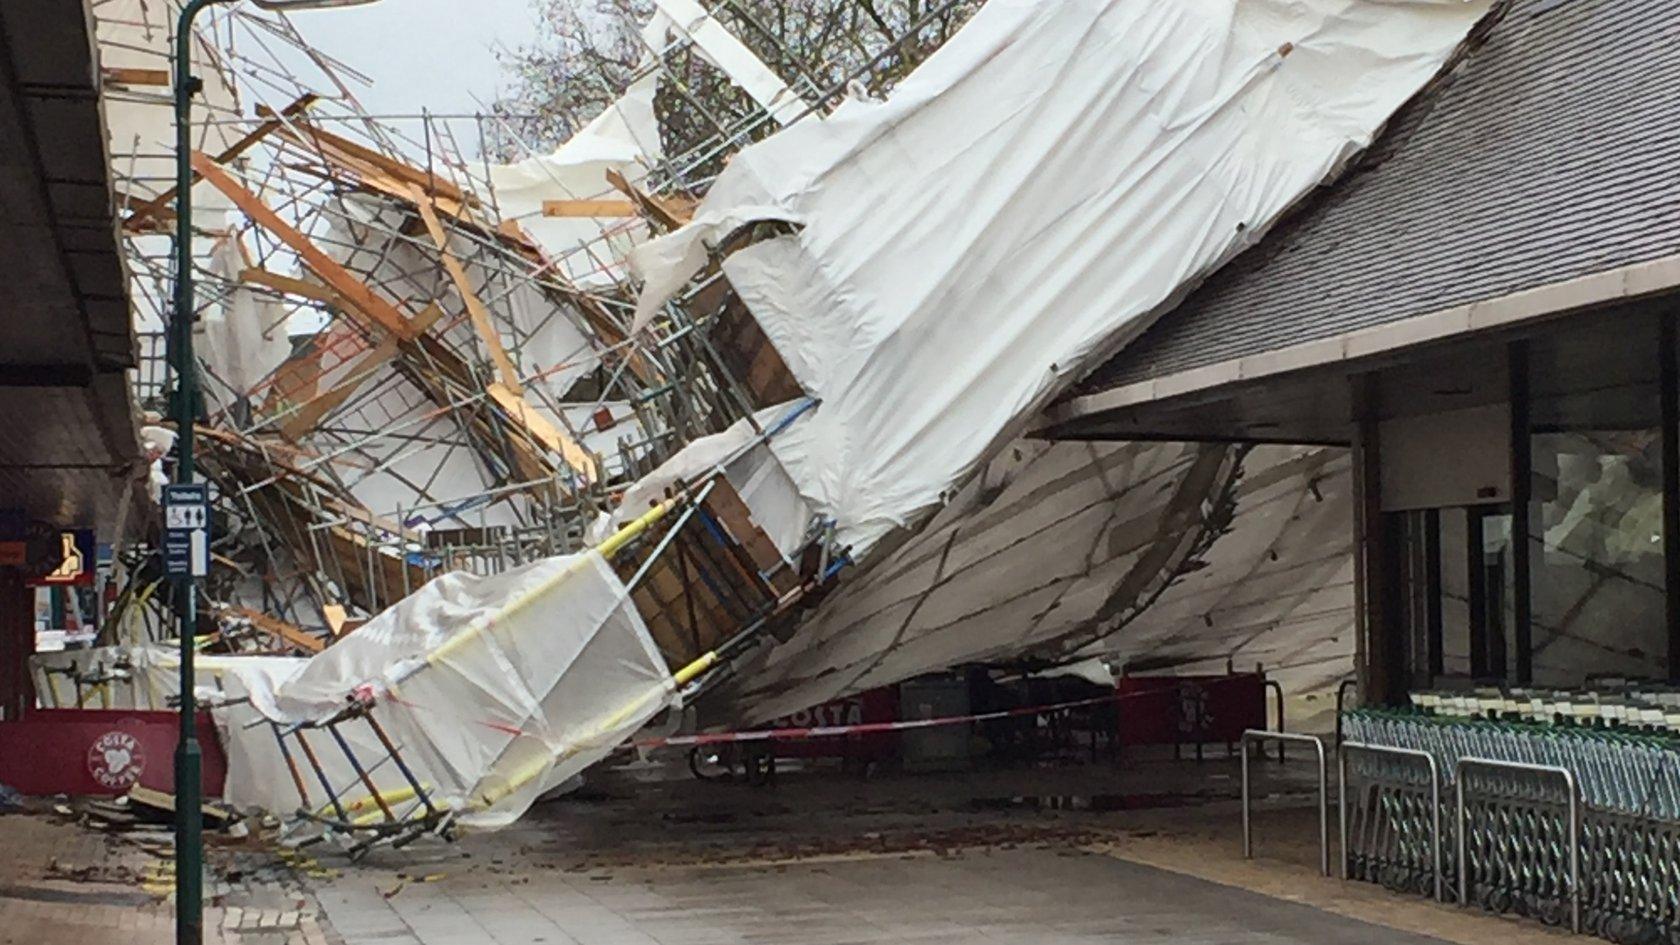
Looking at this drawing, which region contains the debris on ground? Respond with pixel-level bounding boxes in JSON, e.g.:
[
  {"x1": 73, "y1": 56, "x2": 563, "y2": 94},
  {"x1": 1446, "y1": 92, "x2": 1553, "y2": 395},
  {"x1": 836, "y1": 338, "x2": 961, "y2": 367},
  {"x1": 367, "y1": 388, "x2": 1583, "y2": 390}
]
[{"x1": 124, "y1": 785, "x2": 237, "y2": 829}]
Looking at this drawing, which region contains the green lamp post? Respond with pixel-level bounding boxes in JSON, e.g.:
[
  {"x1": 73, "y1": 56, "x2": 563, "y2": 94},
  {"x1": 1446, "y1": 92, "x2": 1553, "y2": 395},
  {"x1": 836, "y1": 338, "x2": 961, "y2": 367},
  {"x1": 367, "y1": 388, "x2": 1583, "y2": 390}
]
[{"x1": 168, "y1": 2, "x2": 379, "y2": 942}]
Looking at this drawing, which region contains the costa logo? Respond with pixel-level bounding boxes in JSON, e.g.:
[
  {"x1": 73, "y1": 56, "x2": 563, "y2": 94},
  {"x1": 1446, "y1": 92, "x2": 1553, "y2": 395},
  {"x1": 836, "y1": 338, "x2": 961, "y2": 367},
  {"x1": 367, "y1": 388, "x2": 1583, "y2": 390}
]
[
  {"x1": 87, "y1": 730, "x2": 146, "y2": 790},
  {"x1": 773, "y1": 699, "x2": 864, "y2": 729}
]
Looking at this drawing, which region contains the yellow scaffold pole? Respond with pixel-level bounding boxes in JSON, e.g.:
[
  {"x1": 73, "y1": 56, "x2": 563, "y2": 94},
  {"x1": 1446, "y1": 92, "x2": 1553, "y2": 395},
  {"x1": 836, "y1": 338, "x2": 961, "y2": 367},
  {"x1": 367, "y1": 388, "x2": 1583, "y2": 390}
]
[
  {"x1": 466, "y1": 647, "x2": 721, "y2": 814},
  {"x1": 396, "y1": 497, "x2": 678, "y2": 679},
  {"x1": 332, "y1": 497, "x2": 684, "y2": 820}
]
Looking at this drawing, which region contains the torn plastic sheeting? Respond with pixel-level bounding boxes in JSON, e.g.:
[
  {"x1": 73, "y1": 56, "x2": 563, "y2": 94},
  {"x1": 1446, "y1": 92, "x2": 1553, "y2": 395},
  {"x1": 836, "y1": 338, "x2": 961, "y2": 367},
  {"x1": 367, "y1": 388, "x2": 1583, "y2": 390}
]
[
  {"x1": 631, "y1": 0, "x2": 1495, "y2": 557},
  {"x1": 489, "y1": 70, "x2": 662, "y2": 286},
  {"x1": 198, "y1": 235, "x2": 292, "y2": 406},
  {"x1": 598, "y1": 403, "x2": 814, "y2": 558},
  {"x1": 490, "y1": 0, "x2": 803, "y2": 281},
  {"x1": 653, "y1": 0, "x2": 805, "y2": 125},
  {"x1": 715, "y1": 441, "x2": 1356, "y2": 724},
  {"x1": 213, "y1": 552, "x2": 673, "y2": 829}
]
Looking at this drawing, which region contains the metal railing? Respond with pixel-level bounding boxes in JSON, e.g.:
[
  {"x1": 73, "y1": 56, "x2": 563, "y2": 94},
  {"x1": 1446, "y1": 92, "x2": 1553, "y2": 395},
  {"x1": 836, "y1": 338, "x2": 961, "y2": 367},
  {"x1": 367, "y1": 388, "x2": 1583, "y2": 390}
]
[
  {"x1": 1333, "y1": 678, "x2": 1358, "y2": 744},
  {"x1": 1455, "y1": 757, "x2": 1581, "y2": 934},
  {"x1": 1339, "y1": 741, "x2": 1442, "y2": 901},
  {"x1": 1240, "y1": 729, "x2": 1329, "y2": 876},
  {"x1": 1265, "y1": 678, "x2": 1286, "y2": 762}
]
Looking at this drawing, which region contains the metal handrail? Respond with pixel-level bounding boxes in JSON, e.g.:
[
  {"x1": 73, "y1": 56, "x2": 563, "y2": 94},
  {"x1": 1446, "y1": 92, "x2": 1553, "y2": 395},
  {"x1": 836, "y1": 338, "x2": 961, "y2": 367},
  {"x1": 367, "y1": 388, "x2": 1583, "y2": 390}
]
[
  {"x1": 1333, "y1": 678, "x2": 1358, "y2": 744},
  {"x1": 1240, "y1": 729, "x2": 1329, "y2": 876},
  {"x1": 1454, "y1": 757, "x2": 1581, "y2": 934},
  {"x1": 1339, "y1": 741, "x2": 1443, "y2": 901},
  {"x1": 1264, "y1": 679, "x2": 1286, "y2": 762}
]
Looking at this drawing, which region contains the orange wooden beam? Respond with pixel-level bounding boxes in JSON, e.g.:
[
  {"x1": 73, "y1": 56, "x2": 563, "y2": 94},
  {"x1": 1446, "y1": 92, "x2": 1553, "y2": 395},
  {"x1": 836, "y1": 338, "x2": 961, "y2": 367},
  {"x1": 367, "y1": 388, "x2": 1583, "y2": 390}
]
[
  {"x1": 541, "y1": 199, "x2": 638, "y2": 218},
  {"x1": 103, "y1": 67, "x2": 170, "y2": 87},
  {"x1": 266, "y1": 111, "x2": 473, "y2": 208},
  {"x1": 408, "y1": 183, "x2": 522, "y2": 392},
  {"x1": 125, "y1": 94, "x2": 319, "y2": 231},
  {"x1": 193, "y1": 151, "x2": 420, "y2": 341}
]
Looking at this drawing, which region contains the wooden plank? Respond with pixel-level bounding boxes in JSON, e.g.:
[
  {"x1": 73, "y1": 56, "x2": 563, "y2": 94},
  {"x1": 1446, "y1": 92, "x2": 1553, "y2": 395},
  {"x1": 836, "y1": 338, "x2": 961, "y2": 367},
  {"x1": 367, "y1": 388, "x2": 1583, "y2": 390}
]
[
  {"x1": 688, "y1": 477, "x2": 779, "y2": 595},
  {"x1": 194, "y1": 152, "x2": 421, "y2": 341},
  {"x1": 125, "y1": 94, "x2": 319, "y2": 231},
  {"x1": 353, "y1": 163, "x2": 475, "y2": 221},
  {"x1": 240, "y1": 267, "x2": 339, "y2": 305},
  {"x1": 279, "y1": 304, "x2": 443, "y2": 438},
  {"x1": 261, "y1": 324, "x2": 364, "y2": 412},
  {"x1": 269, "y1": 112, "x2": 472, "y2": 207},
  {"x1": 102, "y1": 67, "x2": 169, "y2": 87},
  {"x1": 408, "y1": 183, "x2": 522, "y2": 391},
  {"x1": 605, "y1": 168, "x2": 695, "y2": 230},
  {"x1": 631, "y1": 585, "x2": 696, "y2": 669},
  {"x1": 322, "y1": 604, "x2": 348, "y2": 637},
  {"x1": 275, "y1": 341, "x2": 388, "y2": 438},
  {"x1": 715, "y1": 294, "x2": 804, "y2": 407},
  {"x1": 541, "y1": 199, "x2": 638, "y2": 218},
  {"x1": 645, "y1": 556, "x2": 688, "y2": 608},
  {"x1": 704, "y1": 478, "x2": 796, "y2": 594},
  {"x1": 485, "y1": 382, "x2": 598, "y2": 484},
  {"x1": 495, "y1": 219, "x2": 541, "y2": 254},
  {"x1": 216, "y1": 604, "x2": 324, "y2": 655}
]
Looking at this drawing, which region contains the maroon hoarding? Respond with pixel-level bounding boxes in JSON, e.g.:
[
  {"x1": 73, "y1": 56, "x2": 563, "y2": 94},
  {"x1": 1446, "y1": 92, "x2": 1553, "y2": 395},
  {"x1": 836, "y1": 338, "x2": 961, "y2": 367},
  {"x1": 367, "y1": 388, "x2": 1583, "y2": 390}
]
[
  {"x1": 1113, "y1": 673, "x2": 1267, "y2": 747},
  {"x1": 0, "y1": 709, "x2": 228, "y2": 797}
]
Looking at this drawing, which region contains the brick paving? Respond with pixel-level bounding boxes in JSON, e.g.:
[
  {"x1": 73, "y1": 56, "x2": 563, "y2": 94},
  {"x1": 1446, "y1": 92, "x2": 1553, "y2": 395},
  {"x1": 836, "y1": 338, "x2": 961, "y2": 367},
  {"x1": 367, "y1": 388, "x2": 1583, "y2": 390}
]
[
  {"x1": 1, "y1": 755, "x2": 1563, "y2": 945},
  {"x1": 312, "y1": 845, "x2": 1454, "y2": 945},
  {"x1": 0, "y1": 811, "x2": 331, "y2": 945},
  {"x1": 292, "y1": 756, "x2": 1490, "y2": 945}
]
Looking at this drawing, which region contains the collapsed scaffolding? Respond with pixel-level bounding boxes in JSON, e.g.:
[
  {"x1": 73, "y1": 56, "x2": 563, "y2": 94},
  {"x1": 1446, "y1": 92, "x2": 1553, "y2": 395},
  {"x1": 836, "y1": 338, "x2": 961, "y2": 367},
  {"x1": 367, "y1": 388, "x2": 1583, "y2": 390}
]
[
  {"x1": 64, "y1": 0, "x2": 991, "y2": 851},
  {"x1": 51, "y1": 0, "x2": 1501, "y2": 854},
  {"x1": 97, "y1": 0, "x2": 973, "y2": 660}
]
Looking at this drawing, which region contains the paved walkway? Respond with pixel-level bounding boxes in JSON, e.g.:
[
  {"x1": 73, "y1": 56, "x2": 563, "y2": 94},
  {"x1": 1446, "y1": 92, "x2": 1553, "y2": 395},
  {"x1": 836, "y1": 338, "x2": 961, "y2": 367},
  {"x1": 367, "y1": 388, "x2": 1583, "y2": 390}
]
[
  {"x1": 0, "y1": 811, "x2": 330, "y2": 945},
  {"x1": 3, "y1": 756, "x2": 1570, "y2": 945},
  {"x1": 315, "y1": 845, "x2": 1450, "y2": 945}
]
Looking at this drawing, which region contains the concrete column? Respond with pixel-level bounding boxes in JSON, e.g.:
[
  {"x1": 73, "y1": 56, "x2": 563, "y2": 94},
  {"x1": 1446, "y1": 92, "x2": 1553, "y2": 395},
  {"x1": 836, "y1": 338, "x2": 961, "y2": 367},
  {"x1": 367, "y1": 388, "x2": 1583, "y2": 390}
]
[{"x1": 1351, "y1": 373, "x2": 1403, "y2": 706}]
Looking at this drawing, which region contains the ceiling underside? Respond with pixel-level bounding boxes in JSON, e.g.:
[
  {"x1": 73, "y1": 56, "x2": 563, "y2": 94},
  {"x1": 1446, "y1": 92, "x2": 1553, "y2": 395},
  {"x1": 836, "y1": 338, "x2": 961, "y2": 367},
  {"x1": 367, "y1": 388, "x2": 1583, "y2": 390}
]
[{"x1": 0, "y1": 0, "x2": 142, "y2": 532}]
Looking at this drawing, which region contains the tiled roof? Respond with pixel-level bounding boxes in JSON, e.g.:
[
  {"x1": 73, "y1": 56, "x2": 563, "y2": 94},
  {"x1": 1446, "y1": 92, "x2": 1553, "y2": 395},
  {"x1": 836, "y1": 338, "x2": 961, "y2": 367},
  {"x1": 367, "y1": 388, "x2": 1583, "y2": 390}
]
[{"x1": 1079, "y1": 0, "x2": 1680, "y2": 394}]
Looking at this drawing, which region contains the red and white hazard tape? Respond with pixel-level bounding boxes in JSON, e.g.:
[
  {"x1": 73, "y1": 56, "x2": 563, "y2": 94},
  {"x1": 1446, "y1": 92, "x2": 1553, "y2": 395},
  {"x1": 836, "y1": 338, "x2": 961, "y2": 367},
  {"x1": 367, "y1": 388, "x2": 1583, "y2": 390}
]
[{"x1": 631, "y1": 691, "x2": 1125, "y2": 751}]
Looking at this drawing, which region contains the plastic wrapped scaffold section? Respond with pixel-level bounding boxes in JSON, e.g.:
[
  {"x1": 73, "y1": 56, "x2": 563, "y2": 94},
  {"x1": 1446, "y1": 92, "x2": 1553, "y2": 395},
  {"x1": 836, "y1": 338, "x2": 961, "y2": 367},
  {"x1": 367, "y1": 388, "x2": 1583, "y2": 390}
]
[{"x1": 217, "y1": 467, "x2": 847, "y2": 857}]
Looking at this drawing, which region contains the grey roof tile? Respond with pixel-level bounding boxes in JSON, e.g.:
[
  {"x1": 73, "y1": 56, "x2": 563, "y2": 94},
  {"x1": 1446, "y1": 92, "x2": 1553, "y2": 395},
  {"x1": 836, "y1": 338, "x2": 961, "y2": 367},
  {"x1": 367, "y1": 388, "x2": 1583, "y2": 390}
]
[{"x1": 1079, "y1": 0, "x2": 1680, "y2": 394}]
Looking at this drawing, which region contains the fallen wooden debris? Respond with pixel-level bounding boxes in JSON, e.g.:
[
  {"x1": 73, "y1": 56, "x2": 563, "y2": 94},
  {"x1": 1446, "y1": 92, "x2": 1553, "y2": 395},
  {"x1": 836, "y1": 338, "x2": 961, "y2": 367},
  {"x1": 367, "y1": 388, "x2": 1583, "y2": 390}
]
[{"x1": 125, "y1": 785, "x2": 237, "y2": 829}]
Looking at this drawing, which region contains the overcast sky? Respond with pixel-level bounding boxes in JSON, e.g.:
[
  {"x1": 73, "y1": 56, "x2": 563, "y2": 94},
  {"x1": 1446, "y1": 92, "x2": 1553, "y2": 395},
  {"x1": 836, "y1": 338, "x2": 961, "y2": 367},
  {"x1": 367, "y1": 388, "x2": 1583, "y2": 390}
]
[{"x1": 283, "y1": 0, "x2": 544, "y2": 123}]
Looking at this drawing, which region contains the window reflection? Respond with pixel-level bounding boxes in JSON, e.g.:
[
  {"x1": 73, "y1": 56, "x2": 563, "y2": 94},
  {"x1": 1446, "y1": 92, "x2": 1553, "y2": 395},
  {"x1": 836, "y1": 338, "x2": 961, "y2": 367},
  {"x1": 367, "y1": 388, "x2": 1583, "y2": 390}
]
[{"x1": 1528, "y1": 319, "x2": 1666, "y2": 685}]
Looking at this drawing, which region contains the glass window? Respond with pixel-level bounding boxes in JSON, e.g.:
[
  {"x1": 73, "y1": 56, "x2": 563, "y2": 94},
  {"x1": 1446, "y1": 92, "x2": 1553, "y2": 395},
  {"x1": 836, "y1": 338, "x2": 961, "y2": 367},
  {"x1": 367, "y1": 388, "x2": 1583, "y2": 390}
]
[
  {"x1": 1394, "y1": 505, "x2": 1514, "y2": 687},
  {"x1": 1528, "y1": 316, "x2": 1666, "y2": 686}
]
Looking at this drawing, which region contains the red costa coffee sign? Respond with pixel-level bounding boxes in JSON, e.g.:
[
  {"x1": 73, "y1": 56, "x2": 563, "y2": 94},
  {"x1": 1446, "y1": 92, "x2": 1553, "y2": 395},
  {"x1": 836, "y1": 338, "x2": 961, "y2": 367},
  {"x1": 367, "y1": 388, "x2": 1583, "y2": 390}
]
[{"x1": 86, "y1": 730, "x2": 146, "y2": 790}]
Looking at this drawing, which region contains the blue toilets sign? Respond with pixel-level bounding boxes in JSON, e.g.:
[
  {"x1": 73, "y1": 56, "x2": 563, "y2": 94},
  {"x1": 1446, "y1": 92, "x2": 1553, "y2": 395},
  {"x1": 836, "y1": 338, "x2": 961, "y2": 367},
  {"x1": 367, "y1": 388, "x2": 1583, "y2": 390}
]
[{"x1": 163, "y1": 484, "x2": 210, "y2": 578}]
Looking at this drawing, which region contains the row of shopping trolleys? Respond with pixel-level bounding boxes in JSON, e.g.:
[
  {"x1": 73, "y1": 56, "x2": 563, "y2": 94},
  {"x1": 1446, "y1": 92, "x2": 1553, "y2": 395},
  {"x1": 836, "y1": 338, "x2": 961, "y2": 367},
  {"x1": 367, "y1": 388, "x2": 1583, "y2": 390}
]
[{"x1": 1246, "y1": 697, "x2": 1680, "y2": 942}]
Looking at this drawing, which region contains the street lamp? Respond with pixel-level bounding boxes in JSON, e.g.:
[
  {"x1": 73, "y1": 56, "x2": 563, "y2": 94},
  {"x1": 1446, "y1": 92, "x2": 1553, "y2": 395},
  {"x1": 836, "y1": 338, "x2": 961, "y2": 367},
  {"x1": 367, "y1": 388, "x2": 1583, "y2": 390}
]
[{"x1": 168, "y1": 1, "x2": 379, "y2": 943}]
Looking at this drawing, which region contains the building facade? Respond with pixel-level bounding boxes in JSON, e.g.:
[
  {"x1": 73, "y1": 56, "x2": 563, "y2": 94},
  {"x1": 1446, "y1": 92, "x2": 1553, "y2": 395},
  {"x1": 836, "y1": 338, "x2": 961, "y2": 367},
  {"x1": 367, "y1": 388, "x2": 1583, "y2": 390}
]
[{"x1": 1046, "y1": 0, "x2": 1680, "y2": 705}]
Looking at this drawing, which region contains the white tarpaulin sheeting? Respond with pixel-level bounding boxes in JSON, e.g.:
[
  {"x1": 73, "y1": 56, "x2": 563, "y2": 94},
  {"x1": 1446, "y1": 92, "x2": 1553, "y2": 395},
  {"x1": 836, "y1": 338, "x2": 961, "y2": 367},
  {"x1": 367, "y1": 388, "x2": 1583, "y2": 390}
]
[
  {"x1": 632, "y1": 0, "x2": 1495, "y2": 556},
  {"x1": 198, "y1": 235, "x2": 292, "y2": 408},
  {"x1": 489, "y1": 0, "x2": 801, "y2": 285},
  {"x1": 232, "y1": 551, "x2": 673, "y2": 828},
  {"x1": 38, "y1": 554, "x2": 676, "y2": 829},
  {"x1": 719, "y1": 441, "x2": 1358, "y2": 726}
]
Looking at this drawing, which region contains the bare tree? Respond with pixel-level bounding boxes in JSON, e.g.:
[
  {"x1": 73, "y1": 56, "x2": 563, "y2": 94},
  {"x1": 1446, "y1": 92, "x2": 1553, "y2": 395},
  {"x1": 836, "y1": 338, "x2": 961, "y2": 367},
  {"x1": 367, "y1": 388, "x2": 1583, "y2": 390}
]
[{"x1": 490, "y1": 0, "x2": 985, "y2": 177}]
